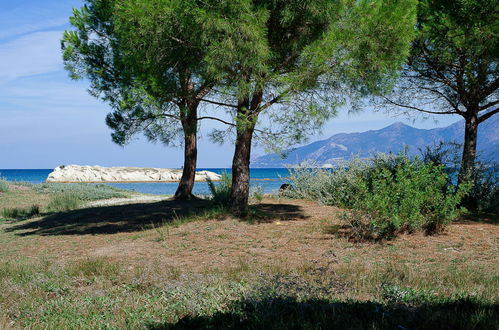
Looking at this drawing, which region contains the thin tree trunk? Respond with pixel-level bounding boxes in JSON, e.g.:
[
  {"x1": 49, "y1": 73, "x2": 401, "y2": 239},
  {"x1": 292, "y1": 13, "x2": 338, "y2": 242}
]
[
  {"x1": 174, "y1": 104, "x2": 198, "y2": 200},
  {"x1": 229, "y1": 124, "x2": 255, "y2": 215},
  {"x1": 458, "y1": 113, "x2": 478, "y2": 185}
]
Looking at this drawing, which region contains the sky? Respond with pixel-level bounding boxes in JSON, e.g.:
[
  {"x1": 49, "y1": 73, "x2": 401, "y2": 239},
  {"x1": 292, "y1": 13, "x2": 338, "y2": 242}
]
[{"x1": 0, "y1": 0, "x2": 462, "y2": 169}]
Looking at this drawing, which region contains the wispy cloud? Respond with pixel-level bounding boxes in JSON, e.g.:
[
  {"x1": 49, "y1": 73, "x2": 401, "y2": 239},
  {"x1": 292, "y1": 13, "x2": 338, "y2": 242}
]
[
  {"x1": 0, "y1": 18, "x2": 67, "y2": 40},
  {"x1": 0, "y1": 31, "x2": 63, "y2": 84}
]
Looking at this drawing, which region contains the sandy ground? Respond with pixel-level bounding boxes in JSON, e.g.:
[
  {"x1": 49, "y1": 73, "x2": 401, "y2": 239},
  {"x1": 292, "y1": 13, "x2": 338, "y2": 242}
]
[{"x1": 86, "y1": 195, "x2": 169, "y2": 207}]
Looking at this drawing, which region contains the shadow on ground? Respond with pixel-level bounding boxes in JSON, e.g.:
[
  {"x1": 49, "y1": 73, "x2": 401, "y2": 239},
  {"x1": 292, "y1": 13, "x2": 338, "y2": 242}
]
[
  {"x1": 456, "y1": 212, "x2": 499, "y2": 224},
  {"x1": 5, "y1": 200, "x2": 307, "y2": 236},
  {"x1": 148, "y1": 296, "x2": 498, "y2": 330}
]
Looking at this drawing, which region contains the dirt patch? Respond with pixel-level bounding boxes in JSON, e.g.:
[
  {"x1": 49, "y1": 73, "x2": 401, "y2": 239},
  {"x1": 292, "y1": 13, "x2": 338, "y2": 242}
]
[
  {"x1": 1, "y1": 197, "x2": 497, "y2": 280},
  {"x1": 86, "y1": 195, "x2": 167, "y2": 207}
]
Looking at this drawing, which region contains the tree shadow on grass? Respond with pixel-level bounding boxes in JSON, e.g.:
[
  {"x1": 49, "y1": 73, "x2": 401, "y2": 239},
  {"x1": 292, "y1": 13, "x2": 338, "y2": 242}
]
[
  {"x1": 247, "y1": 203, "x2": 310, "y2": 223},
  {"x1": 5, "y1": 200, "x2": 307, "y2": 236},
  {"x1": 148, "y1": 296, "x2": 498, "y2": 330}
]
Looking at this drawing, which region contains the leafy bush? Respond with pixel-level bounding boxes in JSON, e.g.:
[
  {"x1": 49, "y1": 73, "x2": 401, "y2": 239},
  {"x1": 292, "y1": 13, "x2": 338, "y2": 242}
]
[
  {"x1": 462, "y1": 162, "x2": 498, "y2": 213},
  {"x1": 47, "y1": 193, "x2": 82, "y2": 213},
  {"x1": 419, "y1": 141, "x2": 498, "y2": 213},
  {"x1": 352, "y1": 159, "x2": 468, "y2": 238},
  {"x1": 0, "y1": 178, "x2": 9, "y2": 193},
  {"x1": 1, "y1": 205, "x2": 40, "y2": 220},
  {"x1": 287, "y1": 153, "x2": 469, "y2": 240},
  {"x1": 286, "y1": 159, "x2": 369, "y2": 208},
  {"x1": 207, "y1": 172, "x2": 232, "y2": 206}
]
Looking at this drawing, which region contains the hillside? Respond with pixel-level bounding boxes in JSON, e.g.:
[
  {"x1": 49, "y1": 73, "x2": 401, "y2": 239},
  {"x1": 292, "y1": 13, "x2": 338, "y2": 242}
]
[{"x1": 253, "y1": 115, "x2": 498, "y2": 167}]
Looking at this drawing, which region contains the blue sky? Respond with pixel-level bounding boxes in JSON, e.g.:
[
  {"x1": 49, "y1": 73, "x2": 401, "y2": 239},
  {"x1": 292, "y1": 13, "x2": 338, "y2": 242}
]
[{"x1": 0, "y1": 0, "x2": 462, "y2": 169}]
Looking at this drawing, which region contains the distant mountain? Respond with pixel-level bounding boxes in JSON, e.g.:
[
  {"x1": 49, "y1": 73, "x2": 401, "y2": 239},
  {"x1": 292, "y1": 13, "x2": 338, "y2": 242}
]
[{"x1": 252, "y1": 115, "x2": 498, "y2": 167}]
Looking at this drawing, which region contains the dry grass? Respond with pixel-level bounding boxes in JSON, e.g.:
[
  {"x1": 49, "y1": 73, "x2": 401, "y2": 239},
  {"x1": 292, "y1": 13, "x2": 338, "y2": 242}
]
[{"x1": 0, "y1": 193, "x2": 497, "y2": 328}]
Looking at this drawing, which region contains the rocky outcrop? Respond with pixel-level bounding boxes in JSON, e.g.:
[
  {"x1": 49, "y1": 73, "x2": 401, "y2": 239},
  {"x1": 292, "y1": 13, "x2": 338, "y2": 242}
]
[{"x1": 46, "y1": 165, "x2": 221, "y2": 183}]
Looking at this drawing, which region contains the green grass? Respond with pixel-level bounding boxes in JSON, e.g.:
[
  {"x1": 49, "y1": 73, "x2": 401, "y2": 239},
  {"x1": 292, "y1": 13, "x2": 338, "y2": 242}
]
[
  {"x1": 21, "y1": 182, "x2": 132, "y2": 201},
  {"x1": 47, "y1": 192, "x2": 82, "y2": 213},
  {"x1": 0, "y1": 178, "x2": 9, "y2": 193},
  {"x1": 0, "y1": 258, "x2": 496, "y2": 329},
  {"x1": 1, "y1": 205, "x2": 40, "y2": 220},
  {"x1": 0, "y1": 181, "x2": 136, "y2": 216}
]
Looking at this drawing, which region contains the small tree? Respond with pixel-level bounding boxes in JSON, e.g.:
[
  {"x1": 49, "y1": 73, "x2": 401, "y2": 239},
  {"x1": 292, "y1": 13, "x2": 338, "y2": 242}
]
[
  {"x1": 379, "y1": 0, "x2": 498, "y2": 184},
  {"x1": 62, "y1": 0, "x2": 225, "y2": 199},
  {"x1": 203, "y1": 0, "x2": 417, "y2": 214}
]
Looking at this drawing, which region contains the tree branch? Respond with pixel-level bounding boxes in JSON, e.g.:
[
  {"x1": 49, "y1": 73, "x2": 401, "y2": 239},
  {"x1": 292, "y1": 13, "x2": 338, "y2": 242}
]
[
  {"x1": 478, "y1": 107, "x2": 499, "y2": 123},
  {"x1": 198, "y1": 116, "x2": 236, "y2": 126},
  {"x1": 200, "y1": 98, "x2": 237, "y2": 108},
  {"x1": 198, "y1": 116, "x2": 280, "y2": 137},
  {"x1": 479, "y1": 77, "x2": 499, "y2": 100},
  {"x1": 480, "y1": 100, "x2": 499, "y2": 111},
  {"x1": 381, "y1": 96, "x2": 460, "y2": 115}
]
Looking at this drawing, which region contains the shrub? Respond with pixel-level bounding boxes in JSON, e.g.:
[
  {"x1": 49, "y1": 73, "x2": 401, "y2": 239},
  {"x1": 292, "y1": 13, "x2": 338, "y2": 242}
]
[
  {"x1": 419, "y1": 141, "x2": 498, "y2": 213},
  {"x1": 1, "y1": 205, "x2": 40, "y2": 220},
  {"x1": 207, "y1": 171, "x2": 232, "y2": 206},
  {"x1": 288, "y1": 153, "x2": 468, "y2": 240},
  {"x1": 462, "y1": 162, "x2": 498, "y2": 213},
  {"x1": 47, "y1": 193, "x2": 82, "y2": 213},
  {"x1": 352, "y1": 159, "x2": 469, "y2": 238},
  {"x1": 0, "y1": 178, "x2": 9, "y2": 193},
  {"x1": 286, "y1": 159, "x2": 369, "y2": 208}
]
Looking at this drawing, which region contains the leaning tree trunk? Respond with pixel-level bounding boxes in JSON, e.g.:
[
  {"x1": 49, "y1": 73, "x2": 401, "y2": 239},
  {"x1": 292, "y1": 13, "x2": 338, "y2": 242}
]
[
  {"x1": 174, "y1": 105, "x2": 198, "y2": 200},
  {"x1": 229, "y1": 123, "x2": 255, "y2": 215},
  {"x1": 458, "y1": 112, "x2": 478, "y2": 185}
]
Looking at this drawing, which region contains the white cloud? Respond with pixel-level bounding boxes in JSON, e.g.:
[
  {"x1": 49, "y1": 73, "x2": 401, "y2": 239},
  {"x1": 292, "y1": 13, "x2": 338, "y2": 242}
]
[
  {"x1": 0, "y1": 18, "x2": 68, "y2": 40},
  {"x1": 0, "y1": 31, "x2": 63, "y2": 83}
]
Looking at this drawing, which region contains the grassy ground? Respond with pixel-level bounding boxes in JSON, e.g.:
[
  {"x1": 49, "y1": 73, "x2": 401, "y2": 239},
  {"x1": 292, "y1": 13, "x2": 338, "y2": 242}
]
[{"x1": 0, "y1": 184, "x2": 497, "y2": 329}]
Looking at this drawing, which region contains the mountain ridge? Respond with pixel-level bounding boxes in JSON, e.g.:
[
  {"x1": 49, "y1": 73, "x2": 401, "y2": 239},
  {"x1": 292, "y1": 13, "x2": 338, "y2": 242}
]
[{"x1": 252, "y1": 116, "x2": 498, "y2": 167}]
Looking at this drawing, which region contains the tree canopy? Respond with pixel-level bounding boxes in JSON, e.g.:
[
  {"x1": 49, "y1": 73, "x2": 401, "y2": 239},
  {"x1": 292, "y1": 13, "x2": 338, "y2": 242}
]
[
  {"x1": 195, "y1": 0, "x2": 418, "y2": 212},
  {"x1": 379, "y1": 0, "x2": 498, "y2": 182}
]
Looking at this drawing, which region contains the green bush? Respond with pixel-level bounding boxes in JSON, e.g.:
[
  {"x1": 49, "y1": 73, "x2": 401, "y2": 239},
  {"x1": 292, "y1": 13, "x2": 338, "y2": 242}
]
[
  {"x1": 419, "y1": 142, "x2": 498, "y2": 213},
  {"x1": 0, "y1": 178, "x2": 9, "y2": 193},
  {"x1": 1, "y1": 205, "x2": 40, "y2": 220},
  {"x1": 207, "y1": 172, "x2": 232, "y2": 206},
  {"x1": 286, "y1": 159, "x2": 369, "y2": 208},
  {"x1": 287, "y1": 153, "x2": 469, "y2": 240},
  {"x1": 47, "y1": 193, "x2": 82, "y2": 213},
  {"x1": 462, "y1": 162, "x2": 498, "y2": 213},
  {"x1": 354, "y1": 159, "x2": 468, "y2": 238}
]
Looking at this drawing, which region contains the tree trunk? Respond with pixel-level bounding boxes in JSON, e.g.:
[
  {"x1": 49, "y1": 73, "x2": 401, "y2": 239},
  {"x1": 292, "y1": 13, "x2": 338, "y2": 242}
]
[
  {"x1": 174, "y1": 105, "x2": 198, "y2": 200},
  {"x1": 229, "y1": 124, "x2": 255, "y2": 215},
  {"x1": 458, "y1": 113, "x2": 478, "y2": 185}
]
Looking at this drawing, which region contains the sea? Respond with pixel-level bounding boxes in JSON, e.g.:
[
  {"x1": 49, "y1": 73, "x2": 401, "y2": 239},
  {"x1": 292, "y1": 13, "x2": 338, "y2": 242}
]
[{"x1": 0, "y1": 168, "x2": 290, "y2": 195}]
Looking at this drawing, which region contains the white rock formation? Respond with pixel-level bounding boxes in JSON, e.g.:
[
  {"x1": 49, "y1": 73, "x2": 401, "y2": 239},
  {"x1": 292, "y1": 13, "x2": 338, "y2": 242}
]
[{"x1": 46, "y1": 165, "x2": 221, "y2": 183}]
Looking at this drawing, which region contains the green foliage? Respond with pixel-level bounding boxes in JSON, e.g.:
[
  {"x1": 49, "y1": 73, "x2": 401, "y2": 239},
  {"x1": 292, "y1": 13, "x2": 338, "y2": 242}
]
[
  {"x1": 287, "y1": 159, "x2": 370, "y2": 208},
  {"x1": 250, "y1": 185, "x2": 264, "y2": 202},
  {"x1": 287, "y1": 153, "x2": 469, "y2": 240},
  {"x1": 47, "y1": 193, "x2": 82, "y2": 213},
  {"x1": 378, "y1": 0, "x2": 498, "y2": 184},
  {"x1": 26, "y1": 183, "x2": 130, "y2": 201},
  {"x1": 1, "y1": 205, "x2": 40, "y2": 220},
  {"x1": 419, "y1": 142, "x2": 498, "y2": 213},
  {"x1": 207, "y1": 172, "x2": 232, "y2": 207},
  {"x1": 0, "y1": 178, "x2": 8, "y2": 193},
  {"x1": 354, "y1": 158, "x2": 469, "y2": 238},
  {"x1": 463, "y1": 162, "x2": 499, "y2": 213},
  {"x1": 61, "y1": 0, "x2": 228, "y2": 146}
]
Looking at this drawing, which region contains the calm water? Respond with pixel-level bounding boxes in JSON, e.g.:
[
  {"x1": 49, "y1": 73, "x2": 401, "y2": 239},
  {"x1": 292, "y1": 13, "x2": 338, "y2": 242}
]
[{"x1": 0, "y1": 168, "x2": 290, "y2": 195}]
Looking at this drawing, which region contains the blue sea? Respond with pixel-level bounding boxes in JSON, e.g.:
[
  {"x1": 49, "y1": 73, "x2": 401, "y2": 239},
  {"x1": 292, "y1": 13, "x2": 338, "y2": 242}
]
[{"x1": 0, "y1": 168, "x2": 290, "y2": 195}]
